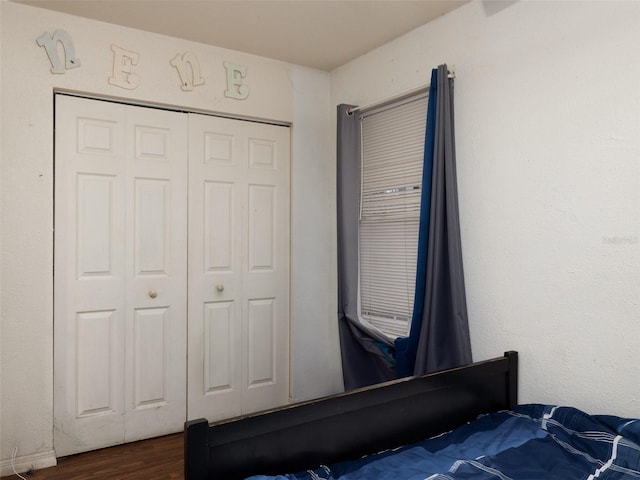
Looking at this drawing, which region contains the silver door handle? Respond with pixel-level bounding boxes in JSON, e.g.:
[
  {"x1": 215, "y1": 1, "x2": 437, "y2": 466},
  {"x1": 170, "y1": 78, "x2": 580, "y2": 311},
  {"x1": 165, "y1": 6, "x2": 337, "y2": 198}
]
[
  {"x1": 148, "y1": 289, "x2": 158, "y2": 299},
  {"x1": 216, "y1": 284, "x2": 224, "y2": 292}
]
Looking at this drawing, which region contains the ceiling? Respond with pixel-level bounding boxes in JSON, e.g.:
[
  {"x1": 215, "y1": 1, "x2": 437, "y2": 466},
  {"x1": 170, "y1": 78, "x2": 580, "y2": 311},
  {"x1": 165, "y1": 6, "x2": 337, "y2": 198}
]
[{"x1": 15, "y1": 0, "x2": 470, "y2": 71}]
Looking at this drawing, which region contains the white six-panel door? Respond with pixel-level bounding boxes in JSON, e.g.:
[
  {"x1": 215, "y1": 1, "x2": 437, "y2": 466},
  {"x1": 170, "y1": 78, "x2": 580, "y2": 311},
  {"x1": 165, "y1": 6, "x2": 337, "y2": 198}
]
[
  {"x1": 187, "y1": 114, "x2": 290, "y2": 422},
  {"x1": 54, "y1": 95, "x2": 291, "y2": 455},
  {"x1": 54, "y1": 95, "x2": 188, "y2": 455}
]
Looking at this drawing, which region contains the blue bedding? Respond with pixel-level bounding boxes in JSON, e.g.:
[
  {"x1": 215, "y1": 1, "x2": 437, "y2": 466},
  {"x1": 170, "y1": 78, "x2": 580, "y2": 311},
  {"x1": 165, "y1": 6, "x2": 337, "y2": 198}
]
[{"x1": 246, "y1": 404, "x2": 640, "y2": 480}]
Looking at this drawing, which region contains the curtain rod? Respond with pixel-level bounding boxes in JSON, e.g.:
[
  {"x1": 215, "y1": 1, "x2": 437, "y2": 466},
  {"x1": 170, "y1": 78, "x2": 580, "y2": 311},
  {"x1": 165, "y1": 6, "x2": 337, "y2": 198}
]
[{"x1": 347, "y1": 72, "x2": 455, "y2": 116}]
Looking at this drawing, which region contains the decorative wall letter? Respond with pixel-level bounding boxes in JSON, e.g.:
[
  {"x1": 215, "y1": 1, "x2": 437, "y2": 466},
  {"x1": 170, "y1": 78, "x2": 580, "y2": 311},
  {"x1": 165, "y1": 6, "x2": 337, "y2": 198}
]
[
  {"x1": 170, "y1": 52, "x2": 205, "y2": 91},
  {"x1": 223, "y1": 61, "x2": 249, "y2": 100},
  {"x1": 36, "y1": 30, "x2": 81, "y2": 74},
  {"x1": 109, "y1": 44, "x2": 140, "y2": 90}
]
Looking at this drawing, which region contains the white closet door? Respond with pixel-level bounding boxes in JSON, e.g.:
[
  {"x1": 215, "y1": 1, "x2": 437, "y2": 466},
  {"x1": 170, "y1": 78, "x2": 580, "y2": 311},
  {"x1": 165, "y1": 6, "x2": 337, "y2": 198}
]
[
  {"x1": 187, "y1": 115, "x2": 244, "y2": 420},
  {"x1": 54, "y1": 96, "x2": 126, "y2": 456},
  {"x1": 123, "y1": 103, "x2": 188, "y2": 442},
  {"x1": 241, "y1": 121, "x2": 291, "y2": 414},
  {"x1": 187, "y1": 114, "x2": 290, "y2": 421},
  {"x1": 54, "y1": 95, "x2": 187, "y2": 456}
]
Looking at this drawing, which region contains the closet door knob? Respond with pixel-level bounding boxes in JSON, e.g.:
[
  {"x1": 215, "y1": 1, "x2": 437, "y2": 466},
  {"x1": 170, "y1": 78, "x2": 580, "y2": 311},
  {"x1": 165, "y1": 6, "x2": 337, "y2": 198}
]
[
  {"x1": 216, "y1": 284, "x2": 224, "y2": 292},
  {"x1": 148, "y1": 289, "x2": 158, "y2": 299}
]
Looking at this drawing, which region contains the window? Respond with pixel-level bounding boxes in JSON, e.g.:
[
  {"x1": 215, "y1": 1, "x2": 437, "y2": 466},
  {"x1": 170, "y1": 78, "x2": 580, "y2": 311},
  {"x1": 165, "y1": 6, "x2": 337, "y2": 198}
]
[{"x1": 359, "y1": 92, "x2": 428, "y2": 338}]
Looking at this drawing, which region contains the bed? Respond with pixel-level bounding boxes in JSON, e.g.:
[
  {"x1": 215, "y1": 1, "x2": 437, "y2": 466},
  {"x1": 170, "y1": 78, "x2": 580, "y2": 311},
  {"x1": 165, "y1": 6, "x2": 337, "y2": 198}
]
[{"x1": 184, "y1": 351, "x2": 640, "y2": 479}]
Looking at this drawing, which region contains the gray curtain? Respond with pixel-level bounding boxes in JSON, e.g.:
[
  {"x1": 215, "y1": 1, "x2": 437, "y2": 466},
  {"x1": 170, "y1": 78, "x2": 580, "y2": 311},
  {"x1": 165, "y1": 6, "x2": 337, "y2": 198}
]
[
  {"x1": 412, "y1": 65, "x2": 472, "y2": 375},
  {"x1": 336, "y1": 104, "x2": 396, "y2": 390}
]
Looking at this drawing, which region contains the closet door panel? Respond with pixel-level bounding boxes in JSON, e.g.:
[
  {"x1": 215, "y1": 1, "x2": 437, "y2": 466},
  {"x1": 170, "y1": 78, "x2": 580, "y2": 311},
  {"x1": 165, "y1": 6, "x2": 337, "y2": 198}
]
[
  {"x1": 188, "y1": 114, "x2": 243, "y2": 421},
  {"x1": 124, "y1": 105, "x2": 188, "y2": 442},
  {"x1": 242, "y1": 122, "x2": 290, "y2": 415},
  {"x1": 54, "y1": 96, "x2": 127, "y2": 456}
]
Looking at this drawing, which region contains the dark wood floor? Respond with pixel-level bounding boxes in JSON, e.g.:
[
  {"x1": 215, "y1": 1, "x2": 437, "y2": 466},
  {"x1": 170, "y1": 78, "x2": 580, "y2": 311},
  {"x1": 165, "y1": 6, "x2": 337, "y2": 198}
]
[{"x1": 2, "y1": 433, "x2": 183, "y2": 480}]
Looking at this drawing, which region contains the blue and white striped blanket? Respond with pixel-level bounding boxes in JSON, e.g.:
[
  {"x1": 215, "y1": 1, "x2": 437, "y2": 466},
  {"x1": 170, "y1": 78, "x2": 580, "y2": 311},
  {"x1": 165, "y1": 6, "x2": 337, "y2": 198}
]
[{"x1": 246, "y1": 404, "x2": 640, "y2": 479}]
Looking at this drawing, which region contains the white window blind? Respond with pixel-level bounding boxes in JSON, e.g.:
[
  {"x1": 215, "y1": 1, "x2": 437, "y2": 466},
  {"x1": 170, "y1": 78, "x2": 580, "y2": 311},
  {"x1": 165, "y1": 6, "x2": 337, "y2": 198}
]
[{"x1": 359, "y1": 93, "x2": 428, "y2": 338}]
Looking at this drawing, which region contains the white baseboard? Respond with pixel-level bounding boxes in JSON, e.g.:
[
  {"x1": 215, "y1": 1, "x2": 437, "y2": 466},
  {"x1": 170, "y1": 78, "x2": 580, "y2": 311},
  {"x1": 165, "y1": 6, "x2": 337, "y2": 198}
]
[{"x1": 0, "y1": 450, "x2": 57, "y2": 477}]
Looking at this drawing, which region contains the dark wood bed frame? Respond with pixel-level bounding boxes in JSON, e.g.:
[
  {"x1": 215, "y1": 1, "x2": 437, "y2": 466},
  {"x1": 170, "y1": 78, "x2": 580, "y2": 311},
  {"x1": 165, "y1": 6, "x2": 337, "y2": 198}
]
[{"x1": 185, "y1": 351, "x2": 518, "y2": 480}]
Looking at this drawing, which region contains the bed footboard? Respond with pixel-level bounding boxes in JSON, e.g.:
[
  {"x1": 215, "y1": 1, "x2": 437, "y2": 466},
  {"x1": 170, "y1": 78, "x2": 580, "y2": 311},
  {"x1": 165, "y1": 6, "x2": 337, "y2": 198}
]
[{"x1": 185, "y1": 351, "x2": 518, "y2": 480}]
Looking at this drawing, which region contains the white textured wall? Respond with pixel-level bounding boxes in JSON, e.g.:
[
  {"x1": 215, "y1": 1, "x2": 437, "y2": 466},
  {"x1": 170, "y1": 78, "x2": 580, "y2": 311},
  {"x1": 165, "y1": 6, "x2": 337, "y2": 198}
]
[
  {"x1": 0, "y1": 1, "x2": 340, "y2": 472},
  {"x1": 331, "y1": 0, "x2": 640, "y2": 418},
  {"x1": 291, "y1": 66, "x2": 343, "y2": 401}
]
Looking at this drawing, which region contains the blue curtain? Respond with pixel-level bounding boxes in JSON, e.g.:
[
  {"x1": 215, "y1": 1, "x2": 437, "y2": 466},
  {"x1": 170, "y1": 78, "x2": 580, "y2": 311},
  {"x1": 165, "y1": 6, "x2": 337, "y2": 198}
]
[
  {"x1": 395, "y1": 68, "x2": 438, "y2": 377},
  {"x1": 395, "y1": 64, "x2": 472, "y2": 377}
]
